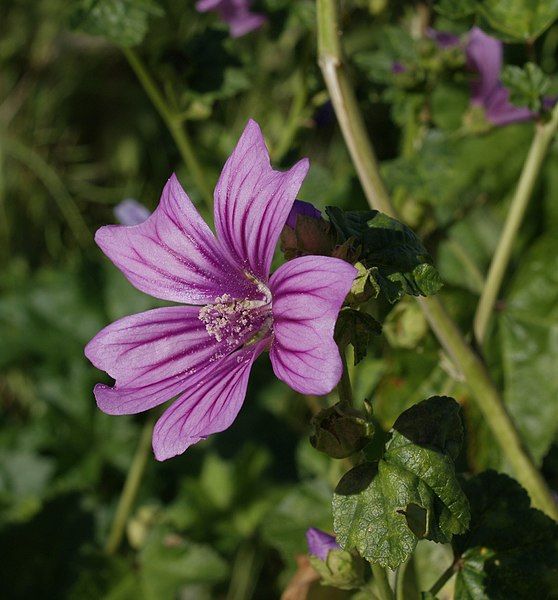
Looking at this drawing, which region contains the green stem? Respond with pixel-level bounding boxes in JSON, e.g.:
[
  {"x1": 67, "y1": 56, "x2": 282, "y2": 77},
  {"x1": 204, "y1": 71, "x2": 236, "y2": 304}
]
[
  {"x1": 428, "y1": 563, "x2": 456, "y2": 596},
  {"x1": 316, "y1": 0, "x2": 393, "y2": 217},
  {"x1": 474, "y1": 106, "x2": 558, "y2": 344},
  {"x1": 371, "y1": 564, "x2": 395, "y2": 600},
  {"x1": 105, "y1": 417, "x2": 154, "y2": 555},
  {"x1": 122, "y1": 47, "x2": 214, "y2": 212},
  {"x1": 395, "y1": 559, "x2": 410, "y2": 600},
  {"x1": 315, "y1": 0, "x2": 558, "y2": 521}
]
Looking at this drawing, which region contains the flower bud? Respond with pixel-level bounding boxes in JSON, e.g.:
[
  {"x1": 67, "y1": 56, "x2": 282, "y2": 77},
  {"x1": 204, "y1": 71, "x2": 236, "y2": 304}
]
[
  {"x1": 281, "y1": 200, "x2": 335, "y2": 259},
  {"x1": 306, "y1": 528, "x2": 365, "y2": 590},
  {"x1": 310, "y1": 401, "x2": 374, "y2": 459}
]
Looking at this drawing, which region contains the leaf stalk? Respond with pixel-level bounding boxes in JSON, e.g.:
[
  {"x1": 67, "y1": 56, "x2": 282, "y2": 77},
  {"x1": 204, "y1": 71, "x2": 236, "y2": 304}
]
[{"x1": 474, "y1": 105, "x2": 558, "y2": 343}]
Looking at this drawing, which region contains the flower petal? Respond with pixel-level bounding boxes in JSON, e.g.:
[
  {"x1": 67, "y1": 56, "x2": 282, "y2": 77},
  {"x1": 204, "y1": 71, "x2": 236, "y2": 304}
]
[
  {"x1": 269, "y1": 256, "x2": 357, "y2": 395},
  {"x1": 485, "y1": 85, "x2": 533, "y2": 126},
  {"x1": 152, "y1": 341, "x2": 267, "y2": 460},
  {"x1": 466, "y1": 27, "x2": 502, "y2": 105},
  {"x1": 85, "y1": 306, "x2": 227, "y2": 415},
  {"x1": 214, "y1": 119, "x2": 309, "y2": 280},
  {"x1": 306, "y1": 528, "x2": 340, "y2": 561},
  {"x1": 96, "y1": 174, "x2": 260, "y2": 305}
]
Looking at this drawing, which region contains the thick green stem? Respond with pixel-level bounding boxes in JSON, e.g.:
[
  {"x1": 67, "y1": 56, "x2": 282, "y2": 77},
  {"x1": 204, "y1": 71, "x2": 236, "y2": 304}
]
[
  {"x1": 316, "y1": 0, "x2": 558, "y2": 520},
  {"x1": 316, "y1": 0, "x2": 393, "y2": 217},
  {"x1": 474, "y1": 106, "x2": 558, "y2": 343},
  {"x1": 105, "y1": 418, "x2": 153, "y2": 555},
  {"x1": 371, "y1": 564, "x2": 395, "y2": 600},
  {"x1": 122, "y1": 47, "x2": 214, "y2": 212},
  {"x1": 428, "y1": 563, "x2": 456, "y2": 596}
]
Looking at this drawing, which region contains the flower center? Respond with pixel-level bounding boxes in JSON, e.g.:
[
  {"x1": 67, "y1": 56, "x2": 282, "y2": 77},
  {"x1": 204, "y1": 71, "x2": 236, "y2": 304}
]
[{"x1": 199, "y1": 286, "x2": 272, "y2": 350}]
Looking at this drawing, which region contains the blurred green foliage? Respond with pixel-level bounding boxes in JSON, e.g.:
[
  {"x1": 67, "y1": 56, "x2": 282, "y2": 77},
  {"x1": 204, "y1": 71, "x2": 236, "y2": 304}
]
[{"x1": 2, "y1": 0, "x2": 558, "y2": 597}]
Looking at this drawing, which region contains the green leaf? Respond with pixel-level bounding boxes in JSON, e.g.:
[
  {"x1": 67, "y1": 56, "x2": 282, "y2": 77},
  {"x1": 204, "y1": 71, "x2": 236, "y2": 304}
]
[
  {"x1": 479, "y1": 0, "x2": 558, "y2": 41},
  {"x1": 453, "y1": 471, "x2": 558, "y2": 599},
  {"x1": 335, "y1": 308, "x2": 382, "y2": 365},
  {"x1": 333, "y1": 397, "x2": 470, "y2": 568},
  {"x1": 70, "y1": 0, "x2": 163, "y2": 47},
  {"x1": 498, "y1": 235, "x2": 558, "y2": 463},
  {"x1": 326, "y1": 207, "x2": 442, "y2": 302},
  {"x1": 501, "y1": 63, "x2": 550, "y2": 112}
]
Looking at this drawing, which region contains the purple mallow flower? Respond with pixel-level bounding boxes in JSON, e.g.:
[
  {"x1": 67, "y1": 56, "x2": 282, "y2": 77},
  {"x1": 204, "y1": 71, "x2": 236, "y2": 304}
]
[
  {"x1": 465, "y1": 27, "x2": 534, "y2": 127},
  {"x1": 286, "y1": 200, "x2": 322, "y2": 229},
  {"x1": 114, "y1": 199, "x2": 151, "y2": 226},
  {"x1": 195, "y1": 0, "x2": 266, "y2": 38},
  {"x1": 306, "y1": 528, "x2": 340, "y2": 561},
  {"x1": 85, "y1": 120, "x2": 356, "y2": 461}
]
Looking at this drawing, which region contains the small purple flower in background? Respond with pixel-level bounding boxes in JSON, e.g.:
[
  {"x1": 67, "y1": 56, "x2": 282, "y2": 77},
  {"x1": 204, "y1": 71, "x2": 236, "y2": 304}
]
[
  {"x1": 306, "y1": 528, "x2": 340, "y2": 561},
  {"x1": 286, "y1": 200, "x2": 322, "y2": 229},
  {"x1": 196, "y1": 0, "x2": 266, "y2": 38},
  {"x1": 465, "y1": 27, "x2": 534, "y2": 127},
  {"x1": 426, "y1": 28, "x2": 460, "y2": 49},
  {"x1": 114, "y1": 199, "x2": 151, "y2": 226},
  {"x1": 85, "y1": 120, "x2": 356, "y2": 461}
]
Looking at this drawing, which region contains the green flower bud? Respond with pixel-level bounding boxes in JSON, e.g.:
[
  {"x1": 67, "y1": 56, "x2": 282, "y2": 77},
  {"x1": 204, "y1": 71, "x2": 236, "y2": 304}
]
[{"x1": 310, "y1": 402, "x2": 374, "y2": 459}]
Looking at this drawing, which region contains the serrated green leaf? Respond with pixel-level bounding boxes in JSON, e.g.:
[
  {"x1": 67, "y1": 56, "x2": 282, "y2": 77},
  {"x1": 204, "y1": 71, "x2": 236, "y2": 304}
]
[
  {"x1": 70, "y1": 0, "x2": 163, "y2": 47},
  {"x1": 498, "y1": 235, "x2": 558, "y2": 463},
  {"x1": 453, "y1": 471, "x2": 558, "y2": 599},
  {"x1": 326, "y1": 207, "x2": 442, "y2": 302},
  {"x1": 333, "y1": 397, "x2": 470, "y2": 569},
  {"x1": 479, "y1": 0, "x2": 558, "y2": 41},
  {"x1": 501, "y1": 63, "x2": 550, "y2": 112}
]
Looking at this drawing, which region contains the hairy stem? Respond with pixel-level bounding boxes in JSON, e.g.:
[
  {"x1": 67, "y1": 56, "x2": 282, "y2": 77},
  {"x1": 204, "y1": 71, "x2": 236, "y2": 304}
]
[
  {"x1": 474, "y1": 106, "x2": 558, "y2": 343},
  {"x1": 105, "y1": 418, "x2": 153, "y2": 555},
  {"x1": 122, "y1": 47, "x2": 214, "y2": 212},
  {"x1": 371, "y1": 564, "x2": 395, "y2": 600},
  {"x1": 315, "y1": 0, "x2": 558, "y2": 520}
]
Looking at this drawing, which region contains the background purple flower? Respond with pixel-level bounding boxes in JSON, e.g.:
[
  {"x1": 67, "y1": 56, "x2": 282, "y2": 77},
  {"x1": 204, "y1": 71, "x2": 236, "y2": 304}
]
[
  {"x1": 114, "y1": 199, "x2": 151, "y2": 226},
  {"x1": 85, "y1": 120, "x2": 356, "y2": 461},
  {"x1": 465, "y1": 27, "x2": 534, "y2": 126},
  {"x1": 306, "y1": 528, "x2": 340, "y2": 561},
  {"x1": 196, "y1": 0, "x2": 266, "y2": 38},
  {"x1": 427, "y1": 28, "x2": 460, "y2": 49}
]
